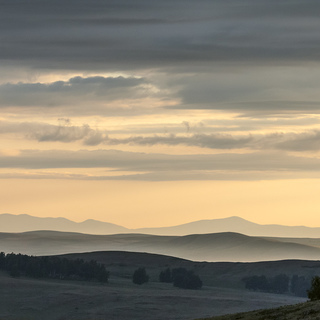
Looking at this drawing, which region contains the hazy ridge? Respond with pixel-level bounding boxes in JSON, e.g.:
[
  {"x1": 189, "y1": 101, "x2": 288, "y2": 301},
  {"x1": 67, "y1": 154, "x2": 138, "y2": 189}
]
[
  {"x1": 0, "y1": 213, "x2": 128, "y2": 234},
  {"x1": 2, "y1": 230, "x2": 320, "y2": 262},
  {"x1": 2, "y1": 213, "x2": 320, "y2": 238}
]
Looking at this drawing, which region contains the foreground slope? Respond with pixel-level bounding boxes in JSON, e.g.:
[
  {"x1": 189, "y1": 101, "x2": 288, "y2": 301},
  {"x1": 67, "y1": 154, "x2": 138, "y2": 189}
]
[{"x1": 197, "y1": 301, "x2": 320, "y2": 320}]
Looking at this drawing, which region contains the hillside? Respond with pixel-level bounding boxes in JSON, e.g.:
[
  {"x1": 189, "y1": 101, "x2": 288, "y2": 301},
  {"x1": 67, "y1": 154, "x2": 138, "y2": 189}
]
[
  {"x1": 0, "y1": 265, "x2": 304, "y2": 320},
  {"x1": 0, "y1": 250, "x2": 311, "y2": 320},
  {"x1": 197, "y1": 301, "x2": 320, "y2": 320},
  {"x1": 59, "y1": 251, "x2": 320, "y2": 291}
]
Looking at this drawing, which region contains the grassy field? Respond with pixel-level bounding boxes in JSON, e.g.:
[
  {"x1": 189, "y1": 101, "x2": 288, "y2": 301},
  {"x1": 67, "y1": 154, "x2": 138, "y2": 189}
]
[{"x1": 0, "y1": 270, "x2": 305, "y2": 320}]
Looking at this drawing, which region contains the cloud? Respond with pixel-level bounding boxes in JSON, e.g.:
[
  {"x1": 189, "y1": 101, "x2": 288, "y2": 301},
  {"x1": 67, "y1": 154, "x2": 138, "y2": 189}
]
[
  {"x1": 166, "y1": 67, "x2": 320, "y2": 115},
  {"x1": 0, "y1": 120, "x2": 106, "y2": 145},
  {"x1": 99, "y1": 131, "x2": 320, "y2": 152},
  {"x1": 1, "y1": 0, "x2": 320, "y2": 73},
  {"x1": 2, "y1": 119, "x2": 320, "y2": 152},
  {"x1": 1, "y1": 2, "x2": 320, "y2": 117},
  {"x1": 0, "y1": 76, "x2": 147, "y2": 109},
  {"x1": 30, "y1": 124, "x2": 95, "y2": 143},
  {"x1": 3, "y1": 170, "x2": 320, "y2": 182},
  {"x1": 99, "y1": 133, "x2": 253, "y2": 149},
  {"x1": 0, "y1": 149, "x2": 320, "y2": 182}
]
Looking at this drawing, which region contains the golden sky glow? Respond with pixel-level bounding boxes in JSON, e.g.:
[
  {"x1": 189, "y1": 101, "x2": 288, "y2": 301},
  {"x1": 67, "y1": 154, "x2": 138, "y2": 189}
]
[{"x1": 1, "y1": 179, "x2": 320, "y2": 228}]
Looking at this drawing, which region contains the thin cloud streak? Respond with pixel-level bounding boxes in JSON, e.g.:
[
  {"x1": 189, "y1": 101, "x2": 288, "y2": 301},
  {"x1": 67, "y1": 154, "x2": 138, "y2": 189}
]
[
  {"x1": 0, "y1": 149, "x2": 320, "y2": 173},
  {"x1": 100, "y1": 131, "x2": 320, "y2": 152},
  {"x1": 2, "y1": 120, "x2": 320, "y2": 152}
]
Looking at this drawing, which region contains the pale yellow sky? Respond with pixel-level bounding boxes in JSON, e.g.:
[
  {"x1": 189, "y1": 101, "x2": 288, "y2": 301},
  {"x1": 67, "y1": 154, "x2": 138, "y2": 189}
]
[{"x1": 1, "y1": 179, "x2": 320, "y2": 228}]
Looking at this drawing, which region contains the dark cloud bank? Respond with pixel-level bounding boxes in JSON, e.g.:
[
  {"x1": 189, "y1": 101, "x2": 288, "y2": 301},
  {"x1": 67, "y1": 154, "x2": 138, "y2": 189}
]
[
  {"x1": 2, "y1": 1, "x2": 320, "y2": 116},
  {"x1": 1, "y1": 0, "x2": 320, "y2": 71},
  {"x1": 0, "y1": 76, "x2": 146, "y2": 107}
]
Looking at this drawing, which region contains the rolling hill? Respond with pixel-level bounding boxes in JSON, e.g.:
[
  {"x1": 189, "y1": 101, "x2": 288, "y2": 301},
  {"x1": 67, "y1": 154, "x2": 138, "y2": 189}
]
[
  {"x1": 59, "y1": 250, "x2": 320, "y2": 287},
  {"x1": 2, "y1": 230, "x2": 320, "y2": 262}
]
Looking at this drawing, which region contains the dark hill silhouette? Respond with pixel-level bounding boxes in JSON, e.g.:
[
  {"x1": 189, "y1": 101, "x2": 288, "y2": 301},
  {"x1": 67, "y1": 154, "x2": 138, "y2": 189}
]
[{"x1": 59, "y1": 250, "x2": 320, "y2": 291}]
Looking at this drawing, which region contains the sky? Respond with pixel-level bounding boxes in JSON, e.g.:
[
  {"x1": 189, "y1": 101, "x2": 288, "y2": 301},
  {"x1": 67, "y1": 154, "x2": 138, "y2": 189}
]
[{"x1": 1, "y1": 0, "x2": 320, "y2": 228}]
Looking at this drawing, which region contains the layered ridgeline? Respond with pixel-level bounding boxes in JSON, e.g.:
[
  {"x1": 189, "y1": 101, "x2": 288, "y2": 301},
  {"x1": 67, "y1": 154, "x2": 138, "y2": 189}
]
[
  {"x1": 2, "y1": 213, "x2": 320, "y2": 237},
  {"x1": 2, "y1": 231, "x2": 320, "y2": 261}
]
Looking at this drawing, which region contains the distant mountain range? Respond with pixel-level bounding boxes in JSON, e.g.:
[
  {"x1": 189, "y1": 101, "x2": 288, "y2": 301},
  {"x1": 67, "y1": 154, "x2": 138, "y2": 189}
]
[
  {"x1": 1, "y1": 213, "x2": 320, "y2": 238},
  {"x1": 0, "y1": 213, "x2": 128, "y2": 234},
  {"x1": 2, "y1": 230, "x2": 320, "y2": 262}
]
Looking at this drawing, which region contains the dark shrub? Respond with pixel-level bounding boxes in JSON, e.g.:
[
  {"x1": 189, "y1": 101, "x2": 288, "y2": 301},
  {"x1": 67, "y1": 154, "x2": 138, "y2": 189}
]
[
  {"x1": 159, "y1": 268, "x2": 172, "y2": 283},
  {"x1": 172, "y1": 268, "x2": 202, "y2": 289},
  {"x1": 308, "y1": 276, "x2": 320, "y2": 301},
  {"x1": 132, "y1": 267, "x2": 149, "y2": 285}
]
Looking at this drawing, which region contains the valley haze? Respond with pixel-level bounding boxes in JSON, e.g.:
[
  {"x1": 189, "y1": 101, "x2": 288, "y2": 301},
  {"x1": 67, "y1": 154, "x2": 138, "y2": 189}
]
[{"x1": 2, "y1": 214, "x2": 320, "y2": 262}]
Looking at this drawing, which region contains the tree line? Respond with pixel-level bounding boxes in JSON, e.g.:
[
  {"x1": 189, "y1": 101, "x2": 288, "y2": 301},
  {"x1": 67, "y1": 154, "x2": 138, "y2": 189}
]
[
  {"x1": 242, "y1": 274, "x2": 311, "y2": 297},
  {"x1": 4, "y1": 252, "x2": 320, "y2": 299},
  {"x1": 0, "y1": 252, "x2": 109, "y2": 282},
  {"x1": 159, "y1": 267, "x2": 202, "y2": 289},
  {"x1": 132, "y1": 267, "x2": 202, "y2": 289}
]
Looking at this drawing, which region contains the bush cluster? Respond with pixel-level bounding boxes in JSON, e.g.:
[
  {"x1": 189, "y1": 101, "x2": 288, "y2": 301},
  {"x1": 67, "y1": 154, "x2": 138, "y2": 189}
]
[
  {"x1": 132, "y1": 267, "x2": 149, "y2": 285},
  {"x1": 242, "y1": 274, "x2": 311, "y2": 297},
  {"x1": 159, "y1": 267, "x2": 202, "y2": 289}
]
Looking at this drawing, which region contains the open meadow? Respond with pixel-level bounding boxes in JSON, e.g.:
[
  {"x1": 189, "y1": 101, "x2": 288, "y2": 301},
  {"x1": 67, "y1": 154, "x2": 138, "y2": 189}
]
[{"x1": 0, "y1": 268, "x2": 305, "y2": 320}]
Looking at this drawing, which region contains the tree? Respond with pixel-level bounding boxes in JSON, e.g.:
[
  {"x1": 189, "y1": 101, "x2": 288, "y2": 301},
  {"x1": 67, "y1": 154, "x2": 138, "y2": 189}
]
[
  {"x1": 271, "y1": 274, "x2": 289, "y2": 294},
  {"x1": 159, "y1": 268, "x2": 172, "y2": 283},
  {"x1": 308, "y1": 276, "x2": 320, "y2": 301},
  {"x1": 132, "y1": 267, "x2": 149, "y2": 285},
  {"x1": 0, "y1": 252, "x2": 109, "y2": 283},
  {"x1": 0, "y1": 252, "x2": 5, "y2": 269},
  {"x1": 242, "y1": 275, "x2": 269, "y2": 291},
  {"x1": 172, "y1": 268, "x2": 202, "y2": 290},
  {"x1": 291, "y1": 275, "x2": 309, "y2": 297}
]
